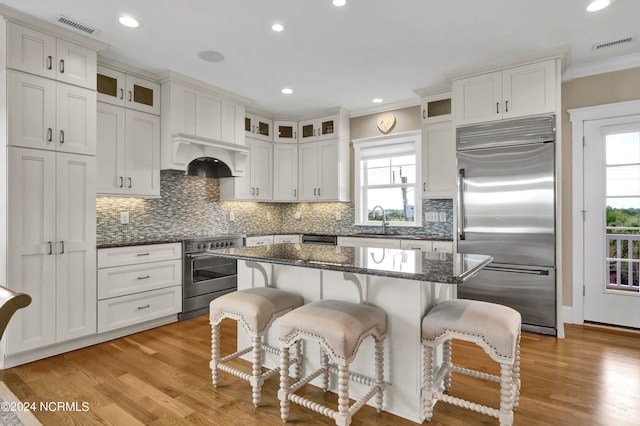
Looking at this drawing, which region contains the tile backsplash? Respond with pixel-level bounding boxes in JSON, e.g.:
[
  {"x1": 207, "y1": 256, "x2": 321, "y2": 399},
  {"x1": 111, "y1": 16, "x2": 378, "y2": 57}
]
[{"x1": 96, "y1": 173, "x2": 453, "y2": 242}]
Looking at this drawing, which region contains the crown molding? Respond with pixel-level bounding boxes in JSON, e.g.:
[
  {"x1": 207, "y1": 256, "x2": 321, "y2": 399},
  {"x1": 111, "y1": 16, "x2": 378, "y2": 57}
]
[
  {"x1": 562, "y1": 52, "x2": 640, "y2": 82},
  {"x1": 349, "y1": 98, "x2": 419, "y2": 118}
]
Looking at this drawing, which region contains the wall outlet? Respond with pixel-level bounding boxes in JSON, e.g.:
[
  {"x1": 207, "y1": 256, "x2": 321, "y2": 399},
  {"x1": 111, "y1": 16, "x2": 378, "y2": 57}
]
[
  {"x1": 439, "y1": 211, "x2": 447, "y2": 222},
  {"x1": 336, "y1": 211, "x2": 342, "y2": 221},
  {"x1": 294, "y1": 211, "x2": 301, "y2": 220},
  {"x1": 229, "y1": 211, "x2": 235, "y2": 222},
  {"x1": 425, "y1": 211, "x2": 439, "y2": 222},
  {"x1": 120, "y1": 211, "x2": 129, "y2": 225},
  {"x1": 266, "y1": 211, "x2": 271, "y2": 220}
]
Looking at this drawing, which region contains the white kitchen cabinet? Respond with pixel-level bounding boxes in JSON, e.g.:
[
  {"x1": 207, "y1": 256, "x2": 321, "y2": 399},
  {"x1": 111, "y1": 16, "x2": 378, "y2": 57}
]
[
  {"x1": 273, "y1": 235, "x2": 302, "y2": 244},
  {"x1": 337, "y1": 237, "x2": 401, "y2": 249},
  {"x1": 220, "y1": 137, "x2": 273, "y2": 200},
  {"x1": 274, "y1": 120, "x2": 298, "y2": 143},
  {"x1": 245, "y1": 235, "x2": 275, "y2": 247},
  {"x1": 97, "y1": 102, "x2": 160, "y2": 197},
  {"x1": 6, "y1": 22, "x2": 97, "y2": 90},
  {"x1": 399, "y1": 239, "x2": 433, "y2": 251},
  {"x1": 97, "y1": 243, "x2": 182, "y2": 333},
  {"x1": 96, "y1": 65, "x2": 160, "y2": 114},
  {"x1": 422, "y1": 120, "x2": 455, "y2": 198},
  {"x1": 273, "y1": 143, "x2": 298, "y2": 201},
  {"x1": 453, "y1": 59, "x2": 556, "y2": 126},
  {"x1": 298, "y1": 139, "x2": 350, "y2": 201},
  {"x1": 245, "y1": 113, "x2": 272, "y2": 142},
  {"x1": 298, "y1": 114, "x2": 340, "y2": 142},
  {"x1": 7, "y1": 70, "x2": 96, "y2": 155},
  {"x1": 6, "y1": 147, "x2": 96, "y2": 354},
  {"x1": 421, "y1": 91, "x2": 452, "y2": 125}
]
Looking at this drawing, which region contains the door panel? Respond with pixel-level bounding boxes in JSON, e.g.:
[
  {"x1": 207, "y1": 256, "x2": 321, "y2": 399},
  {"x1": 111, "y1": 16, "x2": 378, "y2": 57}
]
[
  {"x1": 126, "y1": 110, "x2": 160, "y2": 196},
  {"x1": 7, "y1": 22, "x2": 56, "y2": 79},
  {"x1": 56, "y1": 84, "x2": 96, "y2": 155},
  {"x1": 457, "y1": 143, "x2": 555, "y2": 266},
  {"x1": 56, "y1": 39, "x2": 97, "y2": 90}
]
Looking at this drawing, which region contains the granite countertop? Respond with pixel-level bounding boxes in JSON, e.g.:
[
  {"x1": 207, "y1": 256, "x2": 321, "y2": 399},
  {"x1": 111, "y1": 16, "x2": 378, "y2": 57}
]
[
  {"x1": 97, "y1": 237, "x2": 185, "y2": 249},
  {"x1": 206, "y1": 243, "x2": 491, "y2": 284},
  {"x1": 245, "y1": 233, "x2": 453, "y2": 241}
]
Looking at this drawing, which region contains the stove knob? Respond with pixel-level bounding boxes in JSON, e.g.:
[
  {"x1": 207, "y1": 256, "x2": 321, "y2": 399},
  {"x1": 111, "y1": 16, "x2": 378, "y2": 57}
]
[
  {"x1": 229, "y1": 241, "x2": 234, "y2": 246},
  {"x1": 198, "y1": 243, "x2": 204, "y2": 250},
  {"x1": 215, "y1": 242, "x2": 221, "y2": 248}
]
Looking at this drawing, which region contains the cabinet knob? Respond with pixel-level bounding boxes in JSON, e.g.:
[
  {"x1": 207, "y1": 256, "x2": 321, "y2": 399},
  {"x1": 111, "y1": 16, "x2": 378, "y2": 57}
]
[
  {"x1": 127, "y1": 177, "x2": 132, "y2": 188},
  {"x1": 59, "y1": 241, "x2": 65, "y2": 254},
  {"x1": 505, "y1": 100, "x2": 510, "y2": 112},
  {"x1": 496, "y1": 102, "x2": 500, "y2": 114},
  {"x1": 318, "y1": 188, "x2": 321, "y2": 197},
  {"x1": 59, "y1": 59, "x2": 64, "y2": 73},
  {"x1": 59, "y1": 130, "x2": 64, "y2": 144},
  {"x1": 423, "y1": 109, "x2": 426, "y2": 119},
  {"x1": 47, "y1": 56, "x2": 53, "y2": 70},
  {"x1": 119, "y1": 177, "x2": 124, "y2": 188},
  {"x1": 128, "y1": 91, "x2": 132, "y2": 102},
  {"x1": 119, "y1": 88, "x2": 124, "y2": 100},
  {"x1": 48, "y1": 241, "x2": 53, "y2": 255},
  {"x1": 256, "y1": 187, "x2": 260, "y2": 196},
  {"x1": 137, "y1": 304, "x2": 150, "y2": 310},
  {"x1": 47, "y1": 128, "x2": 53, "y2": 142}
]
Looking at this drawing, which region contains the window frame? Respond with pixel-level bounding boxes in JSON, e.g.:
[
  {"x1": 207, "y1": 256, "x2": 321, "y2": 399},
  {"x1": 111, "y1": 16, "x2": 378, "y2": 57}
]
[{"x1": 352, "y1": 130, "x2": 422, "y2": 227}]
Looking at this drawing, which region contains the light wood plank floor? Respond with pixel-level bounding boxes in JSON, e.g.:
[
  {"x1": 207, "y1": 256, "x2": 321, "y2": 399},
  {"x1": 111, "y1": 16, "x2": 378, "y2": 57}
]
[{"x1": 3, "y1": 316, "x2": 640, "y2": 425}]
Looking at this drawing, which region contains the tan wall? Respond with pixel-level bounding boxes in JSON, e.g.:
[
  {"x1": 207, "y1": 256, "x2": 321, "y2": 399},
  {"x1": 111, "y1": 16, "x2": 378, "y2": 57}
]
[
  {"x1": 350, "y1": 105, "x2": 421, "y2": 140},
  {"x1": 561, "y1": 67, "x2": 640, "y2": 306}
]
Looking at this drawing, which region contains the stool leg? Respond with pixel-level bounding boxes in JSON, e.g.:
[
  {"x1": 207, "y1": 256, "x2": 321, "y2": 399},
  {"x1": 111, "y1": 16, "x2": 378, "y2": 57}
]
[
  {"x1": 250, "y1": 336, "x2": 263, "y2": 407},
  {"x1": 320, "y1": 350, "x2": 329, "y2": 392},
  {"x1": 374, "y1": 336, "x2": 384, "y2": 413},
  {"x1": 422, "y1": 343, "x2": 435, "y2": 422},
  {"x1": 513, "y1": 336, "x2": 521, "y2": 410},
  {"x1": 336, "y1": 364, "x2": 351, "y2": 426},
  {"x1": 499, "y1": 363, "x2": 515, "y2": 426},
  {"x1": 293, "y1": 340, "x2": 303, "y2": 380},
  {"x1": 442, "y1": 339, "x2": 452, "y2": 391},
  {"x1": 279, "y1": 346, "x2": 291, "y2": 423},
  {"x1": 211, "y1": 322, "x2": 220, "y2": 388}
]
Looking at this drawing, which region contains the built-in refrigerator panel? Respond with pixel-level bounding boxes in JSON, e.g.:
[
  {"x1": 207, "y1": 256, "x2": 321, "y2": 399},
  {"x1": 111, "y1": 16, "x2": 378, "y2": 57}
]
[{"x1": 457, "y1": 142, "x2": 555, "y2": 266}]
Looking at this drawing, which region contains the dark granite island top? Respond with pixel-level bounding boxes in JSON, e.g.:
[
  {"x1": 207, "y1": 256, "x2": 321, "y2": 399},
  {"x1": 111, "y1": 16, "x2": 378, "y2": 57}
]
[{"x1": 206, "y1": 243, "x2": 491, "y2": 284}]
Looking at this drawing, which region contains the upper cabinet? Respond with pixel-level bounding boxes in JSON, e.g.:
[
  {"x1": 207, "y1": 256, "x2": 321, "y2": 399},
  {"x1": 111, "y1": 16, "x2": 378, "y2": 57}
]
[
  {"x1": 452, "y1": 59, "x2": 557, "y2": 126},
  {"x1": 7, "y1": 22, "x2": 97, "y2": 90},
  {"x1": 97, "y1": 65, "x2": 160, "y2": 115},
  {"x1": 421, "y1": 93, "x2": 452, "y2": 125},
  {"x1": 298, "y1": 114, "x2": 342, "y2": 142},
  {"x1": 220, "y1": 137, "x2": 273, "y2": 201},
  {"x1": 298, "y1": 139, "x2": 350, "y2": 201},
  {"x1": 245, "y1": 113, "x2": 273, "y2": 142},
  {"x1": 274, "y1": 120, "x2": 298, "y2": 143}
]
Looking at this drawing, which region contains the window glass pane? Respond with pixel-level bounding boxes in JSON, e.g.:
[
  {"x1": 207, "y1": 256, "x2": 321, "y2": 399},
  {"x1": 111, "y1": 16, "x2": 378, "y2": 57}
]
[
  {"x1": 606, "y1": 132, "x2": 640, "y2": 166},
  {"x1": 390, "y1": 164, "x2": 416, "y2": 184},
  {"x1": 391, "y1": 155, "x2": 415, "y2": 167},
  {"x1": 367, "y1": 166, "x2": 390, "y2": 185},
  {"x1": 367, "y1": 158, "x2": 390, "y2": 168},
  {"x1": 607, "y1": 165, "x2": 640, "y2": 196},
  {"x1": 607, "y1": 199, "x2": 640, "y2": 229},
  {"x1": 366, "y1": 187, "x2": 415, "y2": 222}
]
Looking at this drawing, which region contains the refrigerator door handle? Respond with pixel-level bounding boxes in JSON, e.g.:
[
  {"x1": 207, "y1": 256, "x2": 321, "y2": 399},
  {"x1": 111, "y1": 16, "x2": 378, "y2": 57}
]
[
  {"x1": 458, "y1": 168, "x2": 466, "y2": 240},
  {"x1": 484, "y1": 265, "x2": 550, "y2": 276}
]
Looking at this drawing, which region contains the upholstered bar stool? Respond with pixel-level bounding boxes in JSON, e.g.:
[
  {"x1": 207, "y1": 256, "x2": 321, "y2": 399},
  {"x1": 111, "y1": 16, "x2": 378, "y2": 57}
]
[
  {"x1": 278, "y1": 299, "x2": 386, "y2": 426},
  {"x1": 209, "y1": 286, "x2": 304, "y2": 407},
  {"x1": 422, "y1": 299, "x2": 521, "y2": 426}
]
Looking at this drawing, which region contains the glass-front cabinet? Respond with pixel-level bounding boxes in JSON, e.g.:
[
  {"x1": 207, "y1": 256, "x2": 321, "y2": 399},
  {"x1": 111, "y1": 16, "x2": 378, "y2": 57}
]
[
  {"x1": 274, "y1": 120, "x2": 298, "y2": 143},
  {"x1": 298, "y1": 114, "x2": 339, "y2": 142},
  {"x1": 245, "y1": 113, "x2": 272, "y2": 141},
  {"x1": 97, "y1": 65, "x2": 160, "y2": 115}
]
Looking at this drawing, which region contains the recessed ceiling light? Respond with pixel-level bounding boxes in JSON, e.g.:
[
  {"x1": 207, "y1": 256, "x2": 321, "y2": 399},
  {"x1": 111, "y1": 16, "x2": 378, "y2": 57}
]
[
  {"x1": 272, "y1": 23, "x2": 284, "y2": 32},
  {"x1": 281, "y1": 88, "x2": 294, "y2": 95},
  {"x1": 118, "y1": 15, "x2": 140, "y2": 28},
  {"x1": 198, "y1": 50, "x2": 225, "y2": 63},
  {"x1": 586, "y1": 0, "x2": 611, "y2": 12},
  {"x1": 372, "y1": 98, "x2": 383, "y2": 103},
  {"x1": 333, "y1": 0, "x2": 347, "y2": 6}
]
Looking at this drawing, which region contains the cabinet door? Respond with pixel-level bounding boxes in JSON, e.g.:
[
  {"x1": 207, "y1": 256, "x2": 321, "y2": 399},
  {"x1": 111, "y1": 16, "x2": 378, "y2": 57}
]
[
  {"x1": 56, "y1": 83, "x2": 96, "y2": 155},
  {"x1": 250, "y1": 139, "x2": 273, "y2": 200},
  {"x1": 6, "y1": 22, "x2": 56, "y2": 79},
  {"x1": 125, "y1": 110, "x2": 161, "y2": 196},
  {"x1": 502, "y1": 60, "x2": 556, "y2": 120},
  {"x1": 453, "y1": 71, "x2": 502, "y2": 126},
  {"x1": 222, "y1": 101, "x2": 244, "y2": 145},
  {"x1": 317, "y1": 140, "x2": 339, "y2": 200},
  {"x1": 316, "y1": 115, "x2": 339, "y2": 141},
  {"x1": 273, "y1": 144, "x2": 298, "y2": 201},
  {"x1": 197, "y1": 93, "x2": 222, "y2": 140},
  {"x1": 96, "y1": 66, "x2": 126, "y2": 106},
  {"x1": 97, "y1": 103, "x2": 127, "y2": 194},
  {"x1": 6, "y1": 147, "x2": 57, "y2": 353},
  {"x1": 298, "y1": 143, "x2": 319, "y2": 200},
  {"x1": 56, "y1": 39, "x2": 97, "y2": 90},
  {"x1": 55, "y1": 153, "x2": 97, "y2": 341},
  {"x1": 274, "y1": 120, "x2": 298, "y2": 143},
  {"x1": 422, "y1": 121, "x2": 455, "y2": 198},
  {"x1": 125, "y1": 75, "x2": 160, "y2": 115},
  {"x1": 7, "y1": 71, "x2": 56, "y2": 150},
  {"x1": 298, "y1": 118, "x2": 317, "y2": 142},
  {"x1": 245, "y1": 114, "x2": 272, "y2": 141}
]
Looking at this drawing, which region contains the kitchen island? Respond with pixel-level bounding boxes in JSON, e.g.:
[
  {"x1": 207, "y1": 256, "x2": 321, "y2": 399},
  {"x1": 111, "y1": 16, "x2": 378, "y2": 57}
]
[{"x1": 207, "y1": 243, "x2": 491, "y2": 423}]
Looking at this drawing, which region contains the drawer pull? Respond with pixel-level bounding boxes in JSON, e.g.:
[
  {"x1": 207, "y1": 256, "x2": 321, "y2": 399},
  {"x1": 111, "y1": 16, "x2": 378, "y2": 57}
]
[
  {"x1": 137, "y1": 275, "x2": 151, "y2": 280},
  {"x1": 137, "y1": 304, "x2": 150, "y2": 310},
  {"x1": 137, "y1": 253, "x2": 150, "y2": 256}
]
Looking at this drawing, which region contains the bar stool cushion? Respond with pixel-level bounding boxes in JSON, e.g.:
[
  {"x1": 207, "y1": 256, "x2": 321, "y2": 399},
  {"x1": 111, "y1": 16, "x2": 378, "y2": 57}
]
[
  {"x1": 210, "y1": 287, "x2": 304, "y2": 335},
  {"x1": 422, "y1": 299, "x2": 521, "y2": 362},
  {"x1": 280, "y1": 299, "x2": 386, "y2": 364}
]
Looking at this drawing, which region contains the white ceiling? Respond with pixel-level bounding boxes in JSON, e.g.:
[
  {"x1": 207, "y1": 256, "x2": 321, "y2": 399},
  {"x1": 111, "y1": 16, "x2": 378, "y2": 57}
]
[{"x1": 2, "y1": 0, "x2": 639, "y2": 116}]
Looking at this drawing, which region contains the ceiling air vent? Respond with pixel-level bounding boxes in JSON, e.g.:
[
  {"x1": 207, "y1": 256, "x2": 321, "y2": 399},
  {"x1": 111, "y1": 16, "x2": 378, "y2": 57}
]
[
  {"x1": 56, "y1": 14, "x2": 98, "y2": 35},
  {"x1": 592, "y1": 36, "x2": 634, "y2": 51}
]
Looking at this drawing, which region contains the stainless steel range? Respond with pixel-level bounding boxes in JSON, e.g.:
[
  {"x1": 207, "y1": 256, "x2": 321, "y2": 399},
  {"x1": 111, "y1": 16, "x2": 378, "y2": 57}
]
[{"x1": 179, "y1": 235, "x2": 245, "y2": 320}]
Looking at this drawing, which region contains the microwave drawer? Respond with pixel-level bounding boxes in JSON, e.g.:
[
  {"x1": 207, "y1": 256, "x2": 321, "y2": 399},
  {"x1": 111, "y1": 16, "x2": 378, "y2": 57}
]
[
  {"x1": 97, "y1": 285, "x2": 182, "y2": 333},
  {"x1": 98, "y1": 259, "x2": 182, "y2": 300}
]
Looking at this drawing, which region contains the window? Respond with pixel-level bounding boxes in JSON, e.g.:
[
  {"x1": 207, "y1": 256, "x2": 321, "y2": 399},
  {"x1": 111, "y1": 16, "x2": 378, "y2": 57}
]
[{"x1": 352, "y1": 131, "x2": 422, "y2": 227}]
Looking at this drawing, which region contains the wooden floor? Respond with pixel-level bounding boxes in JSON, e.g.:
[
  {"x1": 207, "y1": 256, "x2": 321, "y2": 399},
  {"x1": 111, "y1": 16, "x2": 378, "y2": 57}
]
[{"x1": 3, "y1": 317, "x2": 640, "y2": 425}]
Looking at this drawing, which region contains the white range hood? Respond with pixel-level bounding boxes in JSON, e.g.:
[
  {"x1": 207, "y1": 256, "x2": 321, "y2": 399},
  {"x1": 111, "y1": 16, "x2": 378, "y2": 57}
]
[{"x1": 167, "y1": 133, "x2": 249, "y2": 177}]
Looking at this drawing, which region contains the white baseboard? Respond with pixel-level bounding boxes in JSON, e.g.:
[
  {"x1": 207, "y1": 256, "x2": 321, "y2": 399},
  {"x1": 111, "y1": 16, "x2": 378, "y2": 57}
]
[{"x1": 562, "y1": 305, "x2": 582, "y2": 325}]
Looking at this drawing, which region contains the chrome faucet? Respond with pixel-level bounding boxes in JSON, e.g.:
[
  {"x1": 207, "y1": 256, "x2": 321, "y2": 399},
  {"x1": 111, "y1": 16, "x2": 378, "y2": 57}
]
[{"x1": 371, "y1": 205, "x2": 389, "y2": 233}]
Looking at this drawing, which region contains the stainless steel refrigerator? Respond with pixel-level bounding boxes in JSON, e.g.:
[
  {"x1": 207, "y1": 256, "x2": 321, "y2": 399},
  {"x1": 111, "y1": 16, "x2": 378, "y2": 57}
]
[{"x1": 456, "y1": 115, "x2": 556, "y2": 335}]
